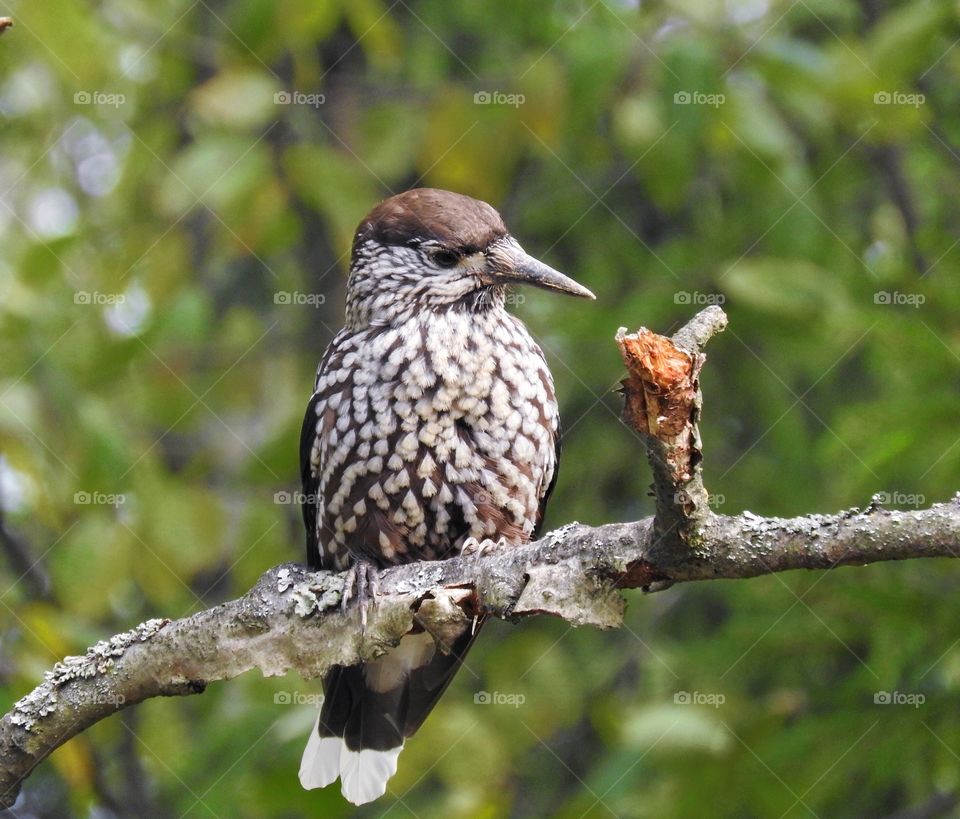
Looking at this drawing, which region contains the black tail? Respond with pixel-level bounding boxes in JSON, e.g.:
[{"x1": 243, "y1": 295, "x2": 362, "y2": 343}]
[{"x1": 299, "y1": 622, "x2": 482, "y2": 804}]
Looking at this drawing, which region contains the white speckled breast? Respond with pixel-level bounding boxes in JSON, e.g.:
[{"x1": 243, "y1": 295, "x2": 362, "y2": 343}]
[{"x1": 306, "y1": 306, "x2": 558, "y2": 570}]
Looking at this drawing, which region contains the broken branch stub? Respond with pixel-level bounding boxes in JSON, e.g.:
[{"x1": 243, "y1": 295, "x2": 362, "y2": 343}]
[{"x1": 615, "y1": 306, "x2": 728, "y2": 547}]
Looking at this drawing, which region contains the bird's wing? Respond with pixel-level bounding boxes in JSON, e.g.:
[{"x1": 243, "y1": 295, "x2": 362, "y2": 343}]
[
  {"x1": 299, "y1": 389, "x2": 324, "y2": 569},
  {"x1": 300, "y1": 333, "x2": 349, "y2": 570},
  {"x1": 534, "y1": 416, "x2": 561, "y2": 539}
]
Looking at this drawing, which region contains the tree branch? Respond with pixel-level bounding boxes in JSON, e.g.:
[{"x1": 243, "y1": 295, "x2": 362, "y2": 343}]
[{"x1": 3, "y1": 308, "x2": 958, "y2": 807}]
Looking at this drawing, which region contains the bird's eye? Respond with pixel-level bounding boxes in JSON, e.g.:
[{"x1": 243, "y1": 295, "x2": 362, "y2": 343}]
[{"x1": 431, "y1": 249, "x2": 460, "y2": 268}]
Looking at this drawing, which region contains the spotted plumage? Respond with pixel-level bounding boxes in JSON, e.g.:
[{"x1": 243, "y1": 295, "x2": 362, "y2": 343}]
[{"x1": 297, "y1": 188, "x2": 594, "y2": 805}]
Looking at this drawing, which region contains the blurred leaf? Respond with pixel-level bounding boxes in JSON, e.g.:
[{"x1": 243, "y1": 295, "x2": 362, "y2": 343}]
[
  {"x1": 621, "y1": 703, "x2": 731, "y2": 754},
  {"x1": 722, "y1": 256, "x2": 851, "y2": 321},
  {"x1": 190, "y1": 70, "x2": 280, "y2": 129}
]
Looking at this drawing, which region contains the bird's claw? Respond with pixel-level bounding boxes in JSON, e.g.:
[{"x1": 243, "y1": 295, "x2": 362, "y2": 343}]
[
  {"x1": 341, "y1": 560, "x2": 380, "y2": 629},
  {"x1": 460, "y1": 536, "x2": 508, "y2": 558}
]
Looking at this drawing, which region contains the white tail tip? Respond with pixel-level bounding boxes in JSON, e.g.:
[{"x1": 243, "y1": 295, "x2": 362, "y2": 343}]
[{"x1": 299, "y1": 712, "x2": 403, "y2": 805}]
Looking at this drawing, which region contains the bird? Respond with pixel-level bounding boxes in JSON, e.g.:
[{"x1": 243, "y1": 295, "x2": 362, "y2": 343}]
[{"x1": 296, "y1": 188, "x2": 594, "y2": 805}]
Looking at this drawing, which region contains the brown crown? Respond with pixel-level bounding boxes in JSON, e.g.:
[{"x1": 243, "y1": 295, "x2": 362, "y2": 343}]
[{"x1": 353, "y1": 188, "x2": 508, "y2": 255}]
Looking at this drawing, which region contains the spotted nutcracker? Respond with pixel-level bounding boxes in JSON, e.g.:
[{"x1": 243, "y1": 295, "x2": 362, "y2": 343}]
[{"x1": 297, "y1": 188, "x2": 594, "y2": 804}]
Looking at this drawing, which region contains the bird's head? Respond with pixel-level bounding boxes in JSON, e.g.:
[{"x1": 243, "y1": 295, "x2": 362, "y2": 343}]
[{"x1": 344, "y1": 188, "x2": 595, "y2": 328}]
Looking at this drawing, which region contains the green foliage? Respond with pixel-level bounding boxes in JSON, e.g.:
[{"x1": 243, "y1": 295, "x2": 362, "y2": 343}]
[{"x1": 1, "y1": 0, "x2": 958, "y2": 815}]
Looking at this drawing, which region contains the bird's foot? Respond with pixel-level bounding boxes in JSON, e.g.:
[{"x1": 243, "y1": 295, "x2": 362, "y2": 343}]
[
  {"x1": 460, "y1": 536, "x2": 508, "y2": 558},
  {"x1": 341, "y1": 559, "x2": 380, "y2": 629}
]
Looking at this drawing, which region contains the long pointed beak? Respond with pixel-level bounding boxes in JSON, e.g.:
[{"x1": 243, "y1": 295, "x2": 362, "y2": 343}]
[{"x1": 483, "y1": 237, "x2": 596, "y2": 300}]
